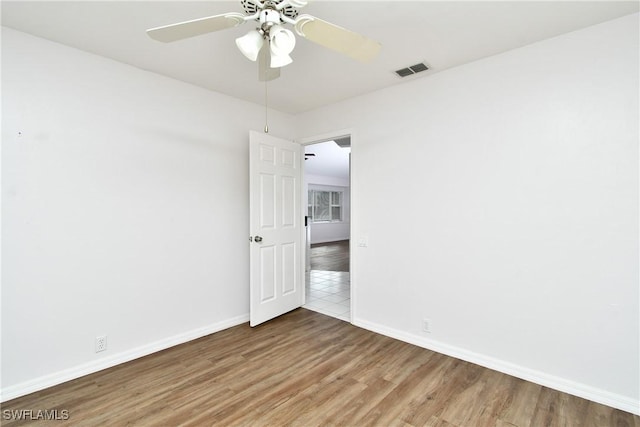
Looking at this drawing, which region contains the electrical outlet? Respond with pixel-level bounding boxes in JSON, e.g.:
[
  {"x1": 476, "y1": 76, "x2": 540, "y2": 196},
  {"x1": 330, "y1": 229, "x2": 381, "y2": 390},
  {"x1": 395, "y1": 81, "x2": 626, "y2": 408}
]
[
  {"x1": 95, "y1": 335, "x2": 107, "y2": 353},
  {"x1": 422, "y1": 319, "x2": 431, "y2": 334}
]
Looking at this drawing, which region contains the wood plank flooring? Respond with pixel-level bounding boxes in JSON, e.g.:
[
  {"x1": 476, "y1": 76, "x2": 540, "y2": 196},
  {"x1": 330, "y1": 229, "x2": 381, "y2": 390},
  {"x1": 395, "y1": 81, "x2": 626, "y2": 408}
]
[
  {"x1": 310, "y1": 240, "x2": 349, "y2": 272},
  {"x1": 2, "y1": 309, "x2": 638, "y2": 426}
]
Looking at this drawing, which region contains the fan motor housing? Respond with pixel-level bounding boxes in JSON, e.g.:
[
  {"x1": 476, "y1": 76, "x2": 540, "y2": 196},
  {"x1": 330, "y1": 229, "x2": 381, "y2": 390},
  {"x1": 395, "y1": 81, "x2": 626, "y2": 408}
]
[{"x1": 242, "y1": 0, "x2": 299, "y2": 20}]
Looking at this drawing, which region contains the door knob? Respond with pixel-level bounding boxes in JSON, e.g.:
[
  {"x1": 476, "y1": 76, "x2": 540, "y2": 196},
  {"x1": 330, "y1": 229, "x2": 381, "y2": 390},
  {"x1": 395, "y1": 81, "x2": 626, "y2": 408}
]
[{"x1": 254, "y1": 236, "x2": 263, "y2": 243}]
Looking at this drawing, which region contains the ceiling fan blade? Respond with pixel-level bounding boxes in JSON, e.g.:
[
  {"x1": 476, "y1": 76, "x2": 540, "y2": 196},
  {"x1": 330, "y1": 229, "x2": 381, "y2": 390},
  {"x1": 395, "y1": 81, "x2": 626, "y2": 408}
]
[
  {"x1": 258, "y1": 44, "x2": 281, "y2": 82},
  {"x1": 147, "y1": 12, "x2": 246, "y2": 43},
  {"x1": 294, "y1": 14, "x2": 381, "y2": 63}
]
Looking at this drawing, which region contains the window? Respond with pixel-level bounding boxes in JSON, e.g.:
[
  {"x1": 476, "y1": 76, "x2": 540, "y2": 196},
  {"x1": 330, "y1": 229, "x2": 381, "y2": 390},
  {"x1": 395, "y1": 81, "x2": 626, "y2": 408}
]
[{"x1": 308, "y1": 190, "x2": 342, "y2": 222}]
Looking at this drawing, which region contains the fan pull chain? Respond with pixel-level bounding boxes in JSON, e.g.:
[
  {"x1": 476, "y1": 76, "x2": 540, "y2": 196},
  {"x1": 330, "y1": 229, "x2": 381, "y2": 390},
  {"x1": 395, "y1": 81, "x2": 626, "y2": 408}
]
[{"x1": 264, "y1": 79, "x2": 269, "y2": 133}]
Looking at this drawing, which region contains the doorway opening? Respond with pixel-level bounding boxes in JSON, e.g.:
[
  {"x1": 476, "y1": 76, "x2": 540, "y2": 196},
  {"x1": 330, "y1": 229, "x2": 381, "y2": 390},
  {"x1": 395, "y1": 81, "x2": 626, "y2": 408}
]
[{"x1": 302, "y1": 137, "x2": 351, "y2": 322}]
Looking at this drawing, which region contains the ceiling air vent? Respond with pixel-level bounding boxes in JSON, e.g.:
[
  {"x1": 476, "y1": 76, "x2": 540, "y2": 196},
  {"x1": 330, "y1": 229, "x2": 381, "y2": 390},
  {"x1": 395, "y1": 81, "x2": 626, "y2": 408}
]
[{"x1": 395, "y1": 62, "x2": 429, "y2": 78}]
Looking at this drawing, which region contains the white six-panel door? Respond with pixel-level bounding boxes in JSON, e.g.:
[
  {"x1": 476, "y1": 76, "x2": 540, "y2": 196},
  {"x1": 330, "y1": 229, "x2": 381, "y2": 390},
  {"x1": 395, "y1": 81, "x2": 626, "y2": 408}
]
[{"x1": 249, "y1": 131, "x2": 303, "y2": 327}]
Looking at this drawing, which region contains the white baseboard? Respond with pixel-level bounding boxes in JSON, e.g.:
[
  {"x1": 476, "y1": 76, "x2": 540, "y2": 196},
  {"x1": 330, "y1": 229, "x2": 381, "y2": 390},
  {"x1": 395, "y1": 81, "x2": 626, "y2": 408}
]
[
  {"x1": 1, "y1": 314, "x2": 249, "y2": 403},
  {"x1": 353, "y1": 317, "x2": 640, "y2": 416}
]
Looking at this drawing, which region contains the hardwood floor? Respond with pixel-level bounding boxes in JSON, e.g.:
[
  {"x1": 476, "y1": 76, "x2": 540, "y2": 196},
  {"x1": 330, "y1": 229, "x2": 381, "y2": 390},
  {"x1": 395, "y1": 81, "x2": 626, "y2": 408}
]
[
  {"x1": 2, "y1": 309, "x2": 638, "y2": 426},
  {"x1": 310, "y1": 240, "x2": 349, "y2": 272}
]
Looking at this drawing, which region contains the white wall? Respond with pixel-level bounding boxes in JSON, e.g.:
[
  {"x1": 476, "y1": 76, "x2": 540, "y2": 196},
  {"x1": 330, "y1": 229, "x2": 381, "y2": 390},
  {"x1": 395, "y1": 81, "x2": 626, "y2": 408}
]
[
  {"x1": 296, "y1": 14, "x2": 639, "y2": 414},
  {"x1": 305, "y1": 174, "x2": 350, "y2": 244},
  {"x1": 1, "y1": 28, "x2": 295, "y2": 399}
]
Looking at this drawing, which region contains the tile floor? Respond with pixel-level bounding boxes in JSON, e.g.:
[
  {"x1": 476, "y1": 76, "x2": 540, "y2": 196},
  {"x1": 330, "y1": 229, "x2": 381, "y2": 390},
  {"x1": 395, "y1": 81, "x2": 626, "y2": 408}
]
[{"x1": 303, "y1": 270, "x2": 351, "y2": 322}]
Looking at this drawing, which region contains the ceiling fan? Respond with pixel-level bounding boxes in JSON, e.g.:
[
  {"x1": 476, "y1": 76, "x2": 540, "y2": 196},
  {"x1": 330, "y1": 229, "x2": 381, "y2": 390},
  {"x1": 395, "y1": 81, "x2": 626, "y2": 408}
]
[{"x1": 147, "y1": 0, "x2": 381, "y2": 81}]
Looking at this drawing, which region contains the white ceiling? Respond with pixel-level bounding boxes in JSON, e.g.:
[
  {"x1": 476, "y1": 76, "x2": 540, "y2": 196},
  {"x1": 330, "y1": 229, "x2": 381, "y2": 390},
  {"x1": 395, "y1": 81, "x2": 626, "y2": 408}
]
[{"x1": 2, "y1": 1, "x2": 638, "y2": 114}]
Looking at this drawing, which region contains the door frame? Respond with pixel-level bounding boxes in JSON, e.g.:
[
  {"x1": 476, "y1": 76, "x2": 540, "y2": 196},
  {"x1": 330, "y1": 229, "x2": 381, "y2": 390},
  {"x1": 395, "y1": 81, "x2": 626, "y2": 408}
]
[{"x1": 297, "y1": 128, "x2": 355, "y2": 322}]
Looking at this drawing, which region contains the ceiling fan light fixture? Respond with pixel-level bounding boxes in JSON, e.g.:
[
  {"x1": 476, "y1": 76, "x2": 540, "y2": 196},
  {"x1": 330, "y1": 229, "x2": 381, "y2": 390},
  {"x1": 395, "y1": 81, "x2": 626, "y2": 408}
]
[
  {"x1": 270, "y1": 51, "x2": 293, "y2": 68},
  {"x1": 269, "y1": 25, "x2": 295, "y2": 67},
  {"x1": 148, "y1": 0, "x2": 382, "y2": 78},
  {"x1": 235, "y1": 29, "x2": 265, "y2": 61}
]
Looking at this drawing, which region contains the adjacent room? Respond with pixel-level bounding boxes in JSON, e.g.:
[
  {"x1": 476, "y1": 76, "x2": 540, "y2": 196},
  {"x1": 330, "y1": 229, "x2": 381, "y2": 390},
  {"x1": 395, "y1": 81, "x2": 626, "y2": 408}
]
[
  {"x1": 303, "y1": 139, "x2": 352, "y2": 321},
  {"x1": 2, "y1": 0, "x2": 638, "y2": 424}
]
